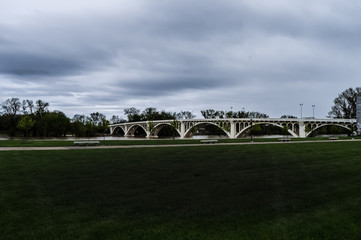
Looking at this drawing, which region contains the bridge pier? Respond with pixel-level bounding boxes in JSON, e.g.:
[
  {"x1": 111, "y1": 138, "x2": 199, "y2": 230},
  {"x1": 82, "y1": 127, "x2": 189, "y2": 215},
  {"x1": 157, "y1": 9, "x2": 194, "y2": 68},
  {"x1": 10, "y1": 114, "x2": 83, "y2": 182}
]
[
  {"x1": 180, "y1": 122, "x2": 185, "y2": 139},
  {"x1": 298, "y1": 122, "x2": 306, "y2": 138},
  {"x1": 357, "y1": 97, "x2": 361, "y2": 135},
  {"x1": 230, "y1": 121, "x2": 236, "y2": 139}
]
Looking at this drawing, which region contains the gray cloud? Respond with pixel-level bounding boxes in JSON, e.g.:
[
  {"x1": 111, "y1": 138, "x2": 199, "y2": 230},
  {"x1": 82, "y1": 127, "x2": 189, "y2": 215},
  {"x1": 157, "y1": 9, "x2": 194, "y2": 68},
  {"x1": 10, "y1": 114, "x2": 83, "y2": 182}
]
[{"x1": 1, "y1": 0, "x2": 361, "y2": 118}]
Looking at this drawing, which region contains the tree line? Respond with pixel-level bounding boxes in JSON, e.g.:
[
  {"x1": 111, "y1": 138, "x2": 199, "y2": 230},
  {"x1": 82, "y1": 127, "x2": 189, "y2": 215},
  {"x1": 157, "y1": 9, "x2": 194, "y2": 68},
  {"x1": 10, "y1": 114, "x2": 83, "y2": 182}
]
[
  {"x1": 0, "y1": 98, "x2": 109, "y2": 137},
  {"x1": 0, "y1": 98, "x2": 269, "y2": 138},
  {"x1": 122, "y1": 107, "x2": 269, "y2": 122},
  {"x1": 200, "y1": 109, "x2": 268, "y2": 119},
  {"x1": 1, "y1": 87, "x2": 358, "y2": 137}
]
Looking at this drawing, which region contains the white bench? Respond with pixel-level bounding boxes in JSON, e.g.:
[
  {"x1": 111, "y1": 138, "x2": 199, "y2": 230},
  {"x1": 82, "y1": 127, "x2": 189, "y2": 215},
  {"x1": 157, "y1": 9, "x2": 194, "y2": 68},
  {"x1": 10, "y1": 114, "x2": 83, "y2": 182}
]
[
  {"x1": 278, "y1": 138, "x2": 291, "y2": 142},
  {"x1": 74, "y1": 141, "x2": 100, "y2": 146},
  {"x1": 200, "y1": 140, "x2": 218, "y2": 144}
]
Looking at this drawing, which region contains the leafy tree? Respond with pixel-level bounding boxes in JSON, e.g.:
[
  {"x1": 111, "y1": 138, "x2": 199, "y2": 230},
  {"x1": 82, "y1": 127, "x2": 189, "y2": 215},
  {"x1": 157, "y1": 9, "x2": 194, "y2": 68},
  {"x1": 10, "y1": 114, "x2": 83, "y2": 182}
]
[
  {"x1": 282, "y1": 125, "x2": 289, "y2": 136},
  {"x1": 201, "y1": 109, "x2": 217, "y2": 119},
  {"x1": 71, "y1": 114, "x2": 86, "y2": 137},
  {"x1": 70, "y1": 113, "x2": 109, "y2": 137},
  {"x1": 328, "y1": 87, "x2": 361, "y2": 118},
  {"x1": 72, "y1": 114, "x2": 86, "y2": 124},
  {"x1": 248, "y1": 111, "x2": 269, "y2": 118},
  {"x1": 225, "y1": 111, "x2": 234, "y2": 118},
  {"x1": 157, "y1": 110, "x2": 176, "y2": 120},
  {"x1": 125, "y1": 107, "x2": 175, "y2": 122},
  {"x1": 49, "y1": 111, "x2": 70, "y2": 137},
  {"x1": 229, "y1": 110, "x2": 248, "y2": 118},
  {"x1": 99, "y1": 117, "x2": 110, "y2": 140},
  {"x1": 110, "y1": 115, "x2": 125, "y2": 124},
  {"x1": 87, "y1": 112, "x2": 106, "y2": 126},
  {"x1": 1, "y1": 98, "x2": 22, "y2": 135},
  {"x1": 34, "y1": 111, "x2": 70, "y2": 137},
  {"x1": 85, "y1": 112, "x2": 108, "y2": 136},
  {"x1": 281, "y1": 115, "x2": 297, "y2": 118},
  {"x1": 252, "y1": 124, "x2": 262, "y2": 136},
  {"x1": 215, "y1": 111, "x2": 225, "y2": 119},
  {"x1": 176, "y1": 111, "x2": 195, "y2": 119},
  {"x1": 124, "y1": 107, "x2": 141, "y2": 122},
  {"x1": 142, "y1": 107, "x2": 158, "y2": 121},
  {"x1": 201, "y1": 109, "x2": 268, "y2": 119},
  {"x1": 17, "y1": 115, "x2": 35, "y2": 138}
]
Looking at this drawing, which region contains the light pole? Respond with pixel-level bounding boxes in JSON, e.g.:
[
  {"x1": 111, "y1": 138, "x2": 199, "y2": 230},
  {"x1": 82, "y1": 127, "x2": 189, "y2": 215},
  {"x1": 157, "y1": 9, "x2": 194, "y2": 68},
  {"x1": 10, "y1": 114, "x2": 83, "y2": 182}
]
[
  {"x1": 300, "y1": 104, "x2": 303, "y2": 118},
  {"x1": 250, "y1": 115, "x2": 254, "y2": 142},
  {"x1": 312, "y1": 105, "x2": 315, "y2": 118}
]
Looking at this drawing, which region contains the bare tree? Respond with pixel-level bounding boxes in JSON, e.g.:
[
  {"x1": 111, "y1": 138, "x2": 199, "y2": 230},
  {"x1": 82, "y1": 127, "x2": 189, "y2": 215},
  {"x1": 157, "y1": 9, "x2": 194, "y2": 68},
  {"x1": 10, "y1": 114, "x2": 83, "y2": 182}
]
[
  {"x1": 35, "y1": 99, "x2": 49, "y2": 116},
  {"x1": 2, "y1": 98, "x2": 21, "y2": 116},
  {"x1": 27, "y1": 100, "x2": 34, "y2": 114}
]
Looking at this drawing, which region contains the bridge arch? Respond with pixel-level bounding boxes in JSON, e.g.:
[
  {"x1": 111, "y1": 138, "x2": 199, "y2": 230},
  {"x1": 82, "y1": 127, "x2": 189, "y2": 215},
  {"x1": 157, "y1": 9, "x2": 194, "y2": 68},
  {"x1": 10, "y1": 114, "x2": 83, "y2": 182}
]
[
  {"x1": 126, "y1": 124, "x2": 148, "y2": 137},
  {"x1": 305, "y1": 123, "x2": 351, "y2": 137},
  {"x1": 235, "y1": 122, "x2": 298, "y2": 138},
  {"x1": 150, "y1": 123, "x2": 181, "y2": 138},
  {"x1": 184, "y1": 121, "x2": 231, "y2": 138},
  {"x1": 112, "y1": 126, "x2": 125, "y2": 136}
]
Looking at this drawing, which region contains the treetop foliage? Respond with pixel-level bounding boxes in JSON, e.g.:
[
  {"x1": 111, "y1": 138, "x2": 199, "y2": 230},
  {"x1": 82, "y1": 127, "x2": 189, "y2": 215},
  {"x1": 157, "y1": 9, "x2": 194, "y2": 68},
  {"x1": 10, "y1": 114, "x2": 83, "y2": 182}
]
[
  {"x1": 329, "y1": 87, "x2": 361, "y2": 119},
  {"x1": 201, "y1": 109, "x2": 268, "y2": 119},
  {"x1": 0, "y1": 98, "x2": 109, "y2": 137}
]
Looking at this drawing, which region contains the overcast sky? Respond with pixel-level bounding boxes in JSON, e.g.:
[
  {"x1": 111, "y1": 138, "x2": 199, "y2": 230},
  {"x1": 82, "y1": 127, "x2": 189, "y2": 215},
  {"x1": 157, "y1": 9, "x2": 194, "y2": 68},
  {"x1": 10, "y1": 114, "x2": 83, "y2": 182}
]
[{"x1": 1, "y1": 0, "x2": 360, "y2": 119}]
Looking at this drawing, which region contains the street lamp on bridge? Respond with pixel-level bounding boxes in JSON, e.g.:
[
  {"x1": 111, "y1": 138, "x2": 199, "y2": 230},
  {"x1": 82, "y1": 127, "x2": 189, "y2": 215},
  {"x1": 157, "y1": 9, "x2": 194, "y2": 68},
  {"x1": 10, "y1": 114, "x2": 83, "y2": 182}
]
[
  {"x1": 300, "y1": 104, "x2": 303, "y2": 118},
  {"x1": 312, "y1": 105, "x2": 315, "y2": 118},
  {"x1": 250, "y1": 114, "x2": 254, "y2": 142}
]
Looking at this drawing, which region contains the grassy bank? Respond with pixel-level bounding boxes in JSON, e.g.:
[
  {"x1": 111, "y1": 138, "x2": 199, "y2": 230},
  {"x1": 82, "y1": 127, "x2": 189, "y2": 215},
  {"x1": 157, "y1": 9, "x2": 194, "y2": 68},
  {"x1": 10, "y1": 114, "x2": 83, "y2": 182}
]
[
  {"x1": 0, "y1": 136, "x2": 358, "y2": 147},
  {"x1": 1, "y1": 142, "x2": 361, "y2": 239}
]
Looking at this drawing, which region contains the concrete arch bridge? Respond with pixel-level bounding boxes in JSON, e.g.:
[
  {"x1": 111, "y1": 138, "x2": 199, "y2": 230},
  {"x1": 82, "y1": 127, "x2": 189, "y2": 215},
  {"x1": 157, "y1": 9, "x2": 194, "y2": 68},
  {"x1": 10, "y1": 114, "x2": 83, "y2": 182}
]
[{"x1": 109, "y1": 118, "x2": 356, "y2": 139}]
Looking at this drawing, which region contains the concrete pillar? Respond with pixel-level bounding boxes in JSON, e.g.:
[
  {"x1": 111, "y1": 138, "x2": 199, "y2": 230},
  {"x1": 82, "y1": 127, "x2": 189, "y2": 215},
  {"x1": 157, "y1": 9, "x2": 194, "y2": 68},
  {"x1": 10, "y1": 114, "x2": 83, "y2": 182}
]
[
  {"x1": 124, "y1": 125, "x2": 129, "y2": 135},
  {"x1": 180, "y1": 121, "x2": 185, "y2": 139},
  {"x1": 230, "y1": 120, "x2": 236, "y2": 139},
  {"x1": 299, "y1": 121, "x2": 306, "y2": 138},
  {"x1": 357, "y1": 97, "x2": 361, "y2": 135}
]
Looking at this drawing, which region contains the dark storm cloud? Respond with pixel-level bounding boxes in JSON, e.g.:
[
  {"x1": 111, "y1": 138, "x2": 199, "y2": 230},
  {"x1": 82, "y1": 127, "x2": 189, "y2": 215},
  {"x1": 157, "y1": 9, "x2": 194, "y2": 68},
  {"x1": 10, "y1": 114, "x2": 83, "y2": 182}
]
[
  {"x1": 0, "y1": 51, "x2": 84, "y2": 76},
  {"x1": 123, "y1": 76, "x2": 222, "y2": 97},
  {"x1": 1, "y1": 0, "x2": 361, "y2": 118}
]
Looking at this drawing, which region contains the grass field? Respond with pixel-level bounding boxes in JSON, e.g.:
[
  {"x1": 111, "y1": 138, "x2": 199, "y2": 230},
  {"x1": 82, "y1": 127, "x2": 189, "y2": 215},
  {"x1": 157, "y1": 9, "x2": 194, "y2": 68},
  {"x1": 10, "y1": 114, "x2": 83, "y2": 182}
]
[
  {"x1": 1, "y1": 142, "x2": 361, "y2": 239},
  {"x1": 0, "y1": 136, "x2": 358, "y2": 147}
]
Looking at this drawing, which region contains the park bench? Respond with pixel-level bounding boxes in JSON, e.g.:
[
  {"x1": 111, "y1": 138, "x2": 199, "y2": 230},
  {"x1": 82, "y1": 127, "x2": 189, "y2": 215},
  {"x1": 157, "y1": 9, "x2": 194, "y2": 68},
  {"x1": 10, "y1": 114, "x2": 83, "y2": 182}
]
[
  {"x1": 278, "y1": 138, "x2": 291, "y2": 142},
  {"x1": 74, "y1": 141, "x2": 100, "y2": 146},
  {"x1": 328, "y1": 137, "x2": 338, "y2": 140},
  {"x1": 200, "y1": 140, "x2": 218, "y2": 144}
]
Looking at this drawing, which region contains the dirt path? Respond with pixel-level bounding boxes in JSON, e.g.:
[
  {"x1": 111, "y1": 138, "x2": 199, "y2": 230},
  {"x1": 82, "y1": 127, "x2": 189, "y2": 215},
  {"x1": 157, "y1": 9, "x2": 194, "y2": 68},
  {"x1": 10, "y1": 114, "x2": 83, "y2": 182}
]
[{"x1": 0, "y1": 139, "x2": 360, "y2": 151}]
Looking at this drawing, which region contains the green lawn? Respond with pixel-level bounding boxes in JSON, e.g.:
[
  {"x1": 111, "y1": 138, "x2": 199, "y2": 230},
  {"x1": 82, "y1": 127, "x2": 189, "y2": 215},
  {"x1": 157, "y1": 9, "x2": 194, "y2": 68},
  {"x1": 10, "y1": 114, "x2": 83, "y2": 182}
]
[
  {"x1": 1, "y1": 142, "x2": 361, "y2": 239},
  {"x1": 0, "y1": 136, "x2": 358, "y2": 147}
]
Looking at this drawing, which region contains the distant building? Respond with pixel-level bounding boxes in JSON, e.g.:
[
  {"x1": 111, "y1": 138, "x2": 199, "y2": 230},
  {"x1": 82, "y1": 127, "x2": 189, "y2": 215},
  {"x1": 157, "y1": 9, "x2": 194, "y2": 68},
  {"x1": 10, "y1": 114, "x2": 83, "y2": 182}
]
[{"x1": 357, "y1": 97, "x2": 361, "y2": 135}]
